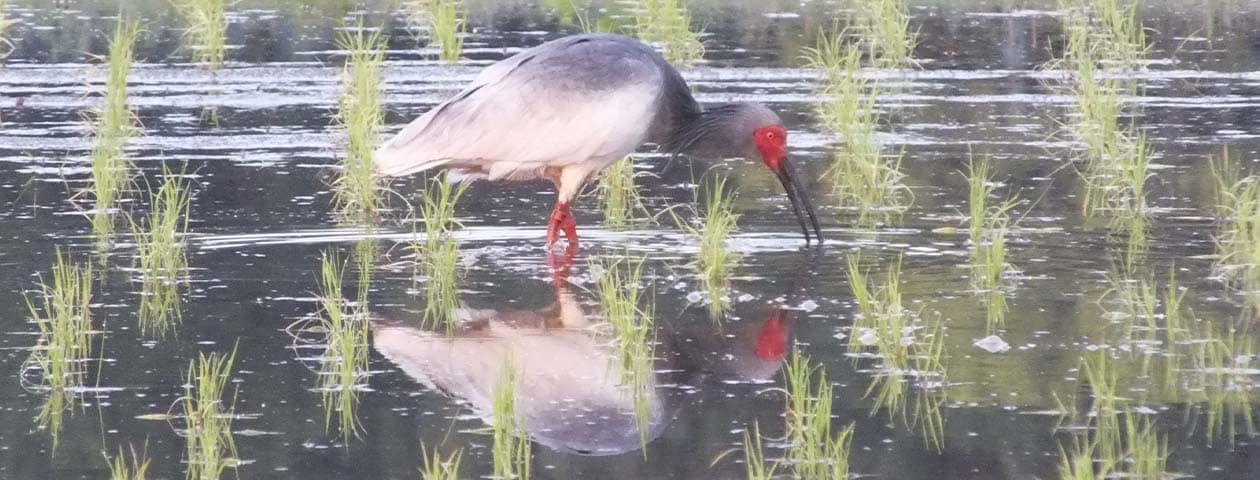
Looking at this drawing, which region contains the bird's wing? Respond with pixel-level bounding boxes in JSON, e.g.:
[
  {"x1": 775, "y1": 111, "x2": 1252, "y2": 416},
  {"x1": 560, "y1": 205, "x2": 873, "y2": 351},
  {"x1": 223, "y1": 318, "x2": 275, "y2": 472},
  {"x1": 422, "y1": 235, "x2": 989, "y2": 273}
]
[{"x1": 375, "y1": 35, "x2": 665, "y2": 179}]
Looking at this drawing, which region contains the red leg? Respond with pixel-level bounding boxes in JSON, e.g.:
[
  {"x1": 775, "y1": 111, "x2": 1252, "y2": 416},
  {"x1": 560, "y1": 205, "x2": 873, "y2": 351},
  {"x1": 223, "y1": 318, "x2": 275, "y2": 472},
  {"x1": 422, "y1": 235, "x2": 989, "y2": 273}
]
[{"x1": 546, "y1": 202, "x2": 579, "y2": 249}]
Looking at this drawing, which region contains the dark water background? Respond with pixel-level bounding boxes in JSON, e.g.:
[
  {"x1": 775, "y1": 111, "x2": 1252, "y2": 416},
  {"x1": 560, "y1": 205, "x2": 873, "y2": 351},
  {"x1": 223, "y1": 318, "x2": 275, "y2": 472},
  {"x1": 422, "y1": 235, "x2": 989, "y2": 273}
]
[{"x1": 4, "y1": 0, "x2": 1260, "y2": 478}]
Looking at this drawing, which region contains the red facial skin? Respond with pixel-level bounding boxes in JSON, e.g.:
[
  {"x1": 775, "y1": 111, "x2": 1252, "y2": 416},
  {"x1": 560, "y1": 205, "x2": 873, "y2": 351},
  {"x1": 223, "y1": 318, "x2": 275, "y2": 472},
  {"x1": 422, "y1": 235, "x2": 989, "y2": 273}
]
[
  {"x1": 752, "y1": 125, "x2": 788, "y2": 172},
  {"x1": 754, "y1": 309, "x2": 788, "y2": 361}
]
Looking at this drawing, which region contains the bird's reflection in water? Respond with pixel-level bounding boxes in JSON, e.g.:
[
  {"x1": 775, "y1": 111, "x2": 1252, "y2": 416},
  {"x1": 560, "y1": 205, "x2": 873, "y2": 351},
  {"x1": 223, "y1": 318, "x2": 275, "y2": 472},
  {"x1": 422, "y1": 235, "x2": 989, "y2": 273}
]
[
  {"x1": 372, "y1": 282, "x2": 667, "y2": 456},
  {"x1": 372, "y1": 255, "x2": 808, "y2": 457}
]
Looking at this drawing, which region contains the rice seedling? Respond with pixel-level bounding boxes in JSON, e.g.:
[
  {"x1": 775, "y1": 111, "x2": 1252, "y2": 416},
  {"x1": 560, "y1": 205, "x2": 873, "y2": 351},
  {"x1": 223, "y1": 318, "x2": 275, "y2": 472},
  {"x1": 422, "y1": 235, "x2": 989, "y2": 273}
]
[
  {"x1": 597, "y1": 157, "x2": 652, "y2": 230},
  {"x1": 1064, "y1": 52, "x2": 1147, "y2": 219},
  {"x1": 0, "y1": 0, "x2": 13, "y2": 60},
  {"x1": 179, "y1": 347, "x2": 240, "y2": 480},
  {"x1": 844, "y1": 258, "x2": 947, "y2": 432},
  {"x1": 405, "y1": 0, "x2": 465, "y2": 62},
  {"x1": 315, "y1": 251, "x2": 371, "y2": 440},
  {"x1": 409, "y1": 173, "x2": 469, "y2": 332},
  {"x1": 129, "y1": 165, "x2": 192, "y2": 336},
  {"x1": 1078, "y1": 350, "x2": 1124, "y2": 463},
  {"x1": 419, "y1": 444, "x2": 462, "y2": 480},
  {"x1": 781, "y1": 349, "x2": 855, "y2": 479},
  {"x1": 1057, "y1": 435, "x2": 1114, "y2": 480},
  {"x1": 106, "y1": 445, "x2": 151, "y2": 480},
  {"x1": 593, "y1": 254, "x2": 656, "y2": 451},
  {"x1": 20, "y1": 251, "x2": 94, "y2": 445},
  {"x1": 173, "y1": 0, "x2": 227, "y2": 69},
  {"x1": 491, "y1": 358, "x2": 531, "y2": 480},
  {"x1": 965, "y1": 156, "x2": 1020, "y2": 296},
  {"x1": 671, "y1": 174, "x2": 739, "y2": 318},
  {"x1": 87, "y1": 20, "x2": 141, "y2": 260},
  {"x1": 541, "y1": 0, "x2": 577, "y2": 25},
  {"x1": 1211, "y1": 148, "x2": 1260, "y2": 287},
  {"x1": 1182, "y1": 321, "x2": 1258, "y2": 445},
  {"x1": 1121, "y1": 412, "x2": 1168, "y2": 477},
  {"x1": 1060, "y1": 0, "x2": 1147, "y2": 68},
  {"x1": 803, "y1": 29, "x2": 911, "y2": 225},
  {"x1": 1102, "y1": 268, "x2": 1158, "y2": 343},
  {"x1": 333, "y1": 26, "x2": 386, "y2": 223},
  {"x1": 632, "y1": 0, "x2": 704, "y2": 65},
  {"x1": 740, "y1": 422, "x2": 777, "y2": 480},
  {"x1": 1056, "y1": 0, "x2": 1152, "y2": 222},
  {"x1": 850, "y1": 0, "x2": 917, "y2": 69},
  {"x1": 845, "y1": 253, "x2": 922, "y2": 372},
  {"x1": 862, "y1": 313, "x2": 947, "y2": 451},
  {"x1": 981, "y1": 288, "x2": 1007, "y2": 334}
]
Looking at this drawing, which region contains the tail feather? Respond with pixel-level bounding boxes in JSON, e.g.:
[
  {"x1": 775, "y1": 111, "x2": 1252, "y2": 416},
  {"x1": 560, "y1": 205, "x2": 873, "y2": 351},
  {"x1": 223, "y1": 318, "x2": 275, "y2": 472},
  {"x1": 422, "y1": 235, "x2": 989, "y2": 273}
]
[
  {"x1": 373, "y1": 143, "x2": 449, "y2": 177},
  {"x1": 374, "y1": 105, "x2": 448, "y2": 177}
]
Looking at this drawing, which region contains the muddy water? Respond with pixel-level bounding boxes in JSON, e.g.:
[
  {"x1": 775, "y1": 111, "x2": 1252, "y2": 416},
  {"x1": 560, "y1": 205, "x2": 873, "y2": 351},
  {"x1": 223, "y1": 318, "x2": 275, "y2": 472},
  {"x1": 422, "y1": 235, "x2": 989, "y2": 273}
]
[{"x1": 3, "y1": 0, "x2": 1260, "y2": 478}]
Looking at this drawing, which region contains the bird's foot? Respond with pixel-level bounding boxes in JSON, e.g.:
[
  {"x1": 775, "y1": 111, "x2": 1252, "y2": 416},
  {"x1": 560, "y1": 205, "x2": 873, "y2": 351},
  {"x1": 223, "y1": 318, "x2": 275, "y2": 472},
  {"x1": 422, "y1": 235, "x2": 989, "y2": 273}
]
[
  {"x1": 547, "y1": 243, "x2": 578, "y2": 288},
  {"x1": 545, "y1": 202, "x2": 579, "y2": 249}
]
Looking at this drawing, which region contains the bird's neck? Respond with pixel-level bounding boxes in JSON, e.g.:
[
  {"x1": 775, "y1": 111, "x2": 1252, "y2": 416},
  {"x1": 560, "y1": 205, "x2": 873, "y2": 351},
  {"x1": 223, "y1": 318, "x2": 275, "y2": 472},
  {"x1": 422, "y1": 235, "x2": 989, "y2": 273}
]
[{"x1": 667, "y1": 104, "x2": 747, "y2": 159}]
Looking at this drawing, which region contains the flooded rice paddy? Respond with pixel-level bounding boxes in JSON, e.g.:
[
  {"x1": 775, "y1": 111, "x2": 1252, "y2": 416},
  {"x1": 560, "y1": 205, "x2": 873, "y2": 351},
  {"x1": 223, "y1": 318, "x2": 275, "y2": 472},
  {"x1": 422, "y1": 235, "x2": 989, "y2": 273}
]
[{"x1": 4, "y1": 0, "x2": 1260, "y2": 478}]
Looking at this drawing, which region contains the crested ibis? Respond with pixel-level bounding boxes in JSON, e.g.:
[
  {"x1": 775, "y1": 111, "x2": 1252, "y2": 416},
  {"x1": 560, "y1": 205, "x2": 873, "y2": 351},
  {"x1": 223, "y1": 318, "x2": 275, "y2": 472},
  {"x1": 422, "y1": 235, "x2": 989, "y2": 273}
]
[{"x1": 375, "y1": 33, "x2": 823, "y2": 248}]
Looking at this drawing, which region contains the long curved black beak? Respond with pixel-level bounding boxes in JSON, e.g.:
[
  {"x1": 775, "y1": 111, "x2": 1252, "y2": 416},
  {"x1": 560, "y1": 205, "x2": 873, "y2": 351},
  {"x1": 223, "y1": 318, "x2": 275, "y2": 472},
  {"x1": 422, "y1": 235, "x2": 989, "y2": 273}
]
[{"x1": 775, "y1": 158, "x2": 823, "y2": 245}]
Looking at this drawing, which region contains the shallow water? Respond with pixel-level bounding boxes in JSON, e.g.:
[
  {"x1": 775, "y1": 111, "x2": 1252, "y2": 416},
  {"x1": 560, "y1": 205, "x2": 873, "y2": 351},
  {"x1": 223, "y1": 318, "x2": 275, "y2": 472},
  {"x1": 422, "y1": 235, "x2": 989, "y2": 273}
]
[{"x1": 4, "y1": 0, "x2": 1260, "y2": 478}]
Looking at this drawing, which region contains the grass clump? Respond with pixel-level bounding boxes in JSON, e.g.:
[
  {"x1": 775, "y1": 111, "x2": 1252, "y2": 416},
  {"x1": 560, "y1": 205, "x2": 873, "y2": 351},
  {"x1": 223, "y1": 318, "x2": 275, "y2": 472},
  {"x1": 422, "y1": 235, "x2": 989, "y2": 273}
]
[
  {"x1": 410, "y1": 173, "x2": 469, "y2": 332},
  {"x1": 740, "y1": 422, "x2": 777, "y2": 480},
  {"x1": 333, "y1": 27, "x2": 386, "y2": 223},
  {"x1": 593, "y1": 255, "x2": 657, "y2": 451},
  {"x1": 178, "y1": 347, "x2": 240, "y2": 480},
  {"x1": 20, "y1": 251, "x2": 95, "y2": 445},
  {"x1": 174, "y1": 0, "x2": 227, "y2": 69},
  {"x1": 850, "y1": 0, "x2": 917, "y2": 69},
  {"x1": 966, "y1": 155, "x2": 1019, "y2": 291},
  {"x1": 1057, "y1": 436, "x2": 1114, "y2": 480},
  {"x1": 419, "y1": 445, "x2": 462, "y2": 480},
  {"x1": 598, "y1": 157, "x2": 652, "y2": 230},
  {"x1": 105, "y1": 445, "x2": 151, "y2": 480},
  {"x1": 491, "y1": 359, "x2": 531, "y2": 480},
  {"x1": 406, "y1": 0, "x2": 465, "y2": 62},
  {"x1": 803, "y1": 28, "x2": 910, "y2": 226},
  {"x1": 86, "y1": 20, "x2": 141, "y2": 259},
  {"x1": 129, "y1": 165, "x2": 192, "y2": 336},
  {"x1": 782, "y1": 350, "x2": 855, "y2": 479},
  {"x1": 845, "y1": 254, "x2": 947, "y2": 449},
  {"x1": 845, "y1": 254, "x2": 910, "y2": 365},
  {"x1": 633, "y1": 0, "x2": 704, "y2": 65},
  {"x1": 964, "y1": 156, "x2": 1019, "y2": 330},
  {"x1": 1056, "y1": 0, "x2": 1150, "y2": 222},
  {"x1": 314, "y1": 252, "x2": 371, "y2": 440},
  {"x1": 1182, "y1": 321, "x2": 1258, "y2": 445},
  {"x1": 672, "y1": 175, "x2": 739, "y2": 318},
  {"x1": 1059, "y1": 351, "x2": 1170, "y2": 479},
  {"x1": 0, "y1": 0, "x2": 13, "y2": 60},
  {"x1": 1121, "y1": 412, "x2": 1168, "y2": 478},
  {"x1": 1059, "y1": 0, "x2": 1147, "y2": 69},
  {"x1": 1210, "y1": 148, "x2": 1260, "y2": 287}
]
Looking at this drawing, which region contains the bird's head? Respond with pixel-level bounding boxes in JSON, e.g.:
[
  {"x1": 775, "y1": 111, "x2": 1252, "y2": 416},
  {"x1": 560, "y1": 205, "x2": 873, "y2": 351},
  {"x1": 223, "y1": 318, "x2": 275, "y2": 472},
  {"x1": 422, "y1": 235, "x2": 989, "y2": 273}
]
[{"x1": 738, "y1": 105, "x2": 823, "y2": 244}]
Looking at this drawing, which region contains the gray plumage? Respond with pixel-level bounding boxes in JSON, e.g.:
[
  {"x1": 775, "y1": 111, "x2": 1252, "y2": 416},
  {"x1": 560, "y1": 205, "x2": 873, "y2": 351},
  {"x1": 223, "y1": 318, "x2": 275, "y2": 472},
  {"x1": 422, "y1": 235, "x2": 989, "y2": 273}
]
[{"x1": 375, "y1": 33, "x2": 823, "y2": 244}]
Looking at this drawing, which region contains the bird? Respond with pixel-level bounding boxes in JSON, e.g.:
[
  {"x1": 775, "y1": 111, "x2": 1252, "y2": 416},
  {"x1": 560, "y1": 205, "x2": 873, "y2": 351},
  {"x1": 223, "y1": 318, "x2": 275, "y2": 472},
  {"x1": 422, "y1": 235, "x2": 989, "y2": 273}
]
[
  {"x1": 374, "y1": 33, "x2": 823, "y2": 248},
  {"x1": 372, "y1": 280, "x2": 670, "y2": 455}
]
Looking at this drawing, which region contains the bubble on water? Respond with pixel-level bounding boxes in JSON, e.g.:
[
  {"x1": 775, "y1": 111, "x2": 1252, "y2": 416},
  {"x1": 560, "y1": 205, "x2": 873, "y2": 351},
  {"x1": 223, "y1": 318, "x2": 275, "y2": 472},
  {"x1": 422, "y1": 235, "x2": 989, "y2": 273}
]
[
  {"x1": 686, "y1": 291, "x2": 704, "y2": 303},
  {"x1": 737, "y1": 293, "x2": 754, "y2": 302},
  {"x1": 799, "y1": 299, "x2": 818, "y2": 312},
  {"x1": 857, "y1": 329, "x2": 878, "y2": 346},
  {"x1": 973, "y1": 335, "x2": 1010, "y2": 353}
]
